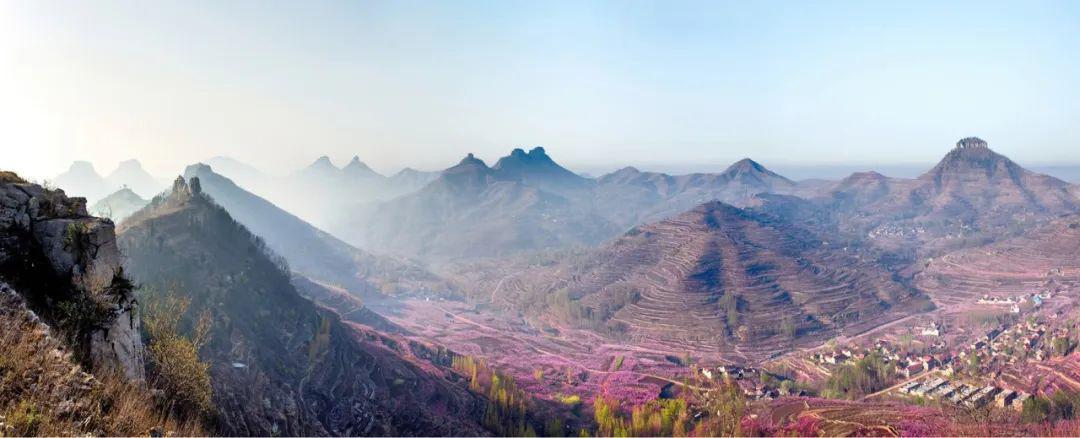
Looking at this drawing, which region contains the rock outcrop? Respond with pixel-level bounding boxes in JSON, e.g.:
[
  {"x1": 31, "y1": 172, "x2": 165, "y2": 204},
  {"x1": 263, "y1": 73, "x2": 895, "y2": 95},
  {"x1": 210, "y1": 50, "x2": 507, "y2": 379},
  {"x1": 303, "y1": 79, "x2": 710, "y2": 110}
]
[{"x1": 0, "y1": 172, "x2": 144, "y2": 381}]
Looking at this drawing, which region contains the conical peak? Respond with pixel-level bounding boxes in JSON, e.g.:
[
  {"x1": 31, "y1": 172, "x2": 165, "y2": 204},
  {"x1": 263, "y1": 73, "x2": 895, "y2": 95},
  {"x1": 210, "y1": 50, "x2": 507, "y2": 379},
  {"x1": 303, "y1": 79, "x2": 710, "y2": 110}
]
[
  {"x1": 726, "y1": 158, "x2": 765, "y2": 173},
  {"x1": 343, "y1": 156, "x2": 376, "y2": 173},
  {"x1": 309, "y1": 155, "x2": 336, "y2": 170}
]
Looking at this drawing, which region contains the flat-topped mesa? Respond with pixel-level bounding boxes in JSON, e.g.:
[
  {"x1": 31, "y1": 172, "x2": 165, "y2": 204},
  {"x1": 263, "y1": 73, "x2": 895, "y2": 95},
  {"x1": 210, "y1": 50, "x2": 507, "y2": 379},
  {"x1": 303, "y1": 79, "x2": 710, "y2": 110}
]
[{"x1": 956, "y1": 136, "x2": 989, "y2": 149}]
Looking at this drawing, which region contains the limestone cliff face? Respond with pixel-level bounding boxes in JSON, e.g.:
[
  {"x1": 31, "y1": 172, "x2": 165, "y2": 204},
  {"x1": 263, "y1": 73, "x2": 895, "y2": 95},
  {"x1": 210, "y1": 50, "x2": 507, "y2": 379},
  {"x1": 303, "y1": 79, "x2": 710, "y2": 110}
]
[{"x1": 0, "y1": 173, "x2": 144, "y2": 380}]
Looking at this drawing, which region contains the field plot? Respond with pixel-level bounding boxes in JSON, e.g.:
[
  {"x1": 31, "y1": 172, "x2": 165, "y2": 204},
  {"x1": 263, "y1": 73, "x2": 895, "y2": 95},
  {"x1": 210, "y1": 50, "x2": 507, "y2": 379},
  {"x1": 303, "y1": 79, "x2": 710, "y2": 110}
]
[{"x1": 376, "y1": 298, "x2": 698, "y2": 406}]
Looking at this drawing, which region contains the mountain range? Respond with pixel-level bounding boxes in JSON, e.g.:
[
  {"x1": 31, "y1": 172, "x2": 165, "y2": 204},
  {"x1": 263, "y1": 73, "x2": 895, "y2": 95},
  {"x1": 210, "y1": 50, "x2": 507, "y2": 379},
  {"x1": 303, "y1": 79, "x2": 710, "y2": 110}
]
[
  {"x1": 182, "y1": 163, "x2": 447, "y2": 299},
  {"x1": 52, "y1": 159, "x2": 165, "y2": 203}
]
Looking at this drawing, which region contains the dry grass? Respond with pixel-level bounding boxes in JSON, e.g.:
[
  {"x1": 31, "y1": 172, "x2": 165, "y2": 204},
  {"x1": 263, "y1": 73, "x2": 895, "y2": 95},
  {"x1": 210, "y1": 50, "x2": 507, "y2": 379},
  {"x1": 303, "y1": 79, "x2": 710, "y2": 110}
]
[
  {"x1": 0, "y1": 287, "x2": 207, "y2": 436},
  {"x1": 0, "y1": 171, "x2": 27, "y2": 184}
]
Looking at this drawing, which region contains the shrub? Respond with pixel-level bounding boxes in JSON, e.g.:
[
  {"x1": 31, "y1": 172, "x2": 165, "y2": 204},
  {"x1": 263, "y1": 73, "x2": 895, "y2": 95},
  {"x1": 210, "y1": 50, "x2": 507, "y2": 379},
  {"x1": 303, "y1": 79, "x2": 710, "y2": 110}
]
[{"x1": 142, "y1": 293, "x2": 213, "y2": 418}]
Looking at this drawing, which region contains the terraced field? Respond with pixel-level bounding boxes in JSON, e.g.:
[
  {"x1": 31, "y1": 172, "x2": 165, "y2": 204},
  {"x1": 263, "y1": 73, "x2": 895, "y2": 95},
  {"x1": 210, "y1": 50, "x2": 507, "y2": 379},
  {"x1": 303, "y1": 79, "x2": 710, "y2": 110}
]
[
  {"x1": 916, "y1": 215, "x2": 1080, "y2": 307},
  {"x1": 489, "y1": 201, "x2": 931, "y2": 362}
]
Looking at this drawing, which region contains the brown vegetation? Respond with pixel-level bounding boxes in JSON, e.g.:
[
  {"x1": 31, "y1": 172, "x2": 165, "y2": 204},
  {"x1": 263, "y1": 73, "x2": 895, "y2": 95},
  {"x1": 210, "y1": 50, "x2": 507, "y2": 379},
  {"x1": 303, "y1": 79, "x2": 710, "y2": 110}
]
[{"x1": 0, "y1": 287, "x2": 204, "y2": 436}]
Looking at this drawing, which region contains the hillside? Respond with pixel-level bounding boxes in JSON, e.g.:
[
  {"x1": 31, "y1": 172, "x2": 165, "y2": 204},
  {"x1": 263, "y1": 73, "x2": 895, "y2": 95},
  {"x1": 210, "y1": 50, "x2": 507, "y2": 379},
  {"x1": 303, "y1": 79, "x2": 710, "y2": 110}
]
[
  {"x1": 118, "y1": 176, "x2": 485, "y2": 436},
  {"x1": 182, "y1": 163, "x2": 447, "y2": 298},
  {"x1": 916, "y1": 214, "x2": 1080, "y2": 307},
  {"x1": 336, "y1": 152, "x2": 620, "y2": 263},
  {"x1": 90, "y1": 188, "x2": 148, "y2": 223},
  {"x1": 463, "y1": 200, "x2": 931, "y2": 362}
]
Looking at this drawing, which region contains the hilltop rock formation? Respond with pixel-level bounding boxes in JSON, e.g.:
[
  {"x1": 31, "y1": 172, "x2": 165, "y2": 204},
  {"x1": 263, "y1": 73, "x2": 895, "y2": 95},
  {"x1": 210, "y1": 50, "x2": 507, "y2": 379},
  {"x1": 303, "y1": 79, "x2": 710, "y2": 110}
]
[{"x1": 0, "y1": 171, "x2": 144, "y2": 380}]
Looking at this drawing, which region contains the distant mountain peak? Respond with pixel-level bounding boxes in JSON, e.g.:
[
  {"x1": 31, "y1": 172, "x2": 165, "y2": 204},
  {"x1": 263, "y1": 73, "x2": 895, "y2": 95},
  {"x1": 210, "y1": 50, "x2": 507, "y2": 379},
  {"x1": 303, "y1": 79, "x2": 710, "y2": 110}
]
[
  {"x1": 114, "y1": 159, "x2": 144, "y2": 171},
  {"x1": 844, "y1": 170, "x2": 887, "y2": 181},
  {"x1": 68, "y1": 160, "x2": 99, "y2": 174},
  {"x1": 725, "y1": 158, "x2": 766, "y2": 173},
  {"x1": 955, "y1": 136, "x2": 989, "y2": 150},
  {"x1": 343, "y1": 155, "x2": 378, "y2": 176},
  {"x1": 490, "y1": 146, "x2": 586, "y2": 189},
  {"x1": 721, "y1": 158, "x2": 792, "y2": 184},
  {"x1": 454, "y1": 153, "x2": 487, "y2": 168},
  {"x1": 308, "y1": 155, "x2": 337, "y2": 170}
]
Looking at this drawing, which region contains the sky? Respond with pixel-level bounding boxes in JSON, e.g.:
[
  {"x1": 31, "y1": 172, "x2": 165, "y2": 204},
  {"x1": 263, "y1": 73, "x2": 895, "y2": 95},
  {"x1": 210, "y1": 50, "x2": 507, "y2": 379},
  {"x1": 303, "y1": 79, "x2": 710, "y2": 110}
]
[{"x1": 1, "y1": 0, "x2": 1079, "y2": 180}]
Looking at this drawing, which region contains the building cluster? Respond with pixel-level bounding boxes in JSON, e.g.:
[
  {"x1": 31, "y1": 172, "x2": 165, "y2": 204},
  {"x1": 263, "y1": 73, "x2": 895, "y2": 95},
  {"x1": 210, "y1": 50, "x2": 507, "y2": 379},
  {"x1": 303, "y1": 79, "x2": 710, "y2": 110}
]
[
  {"x1": 953, "y1": 318, "x2": 1057, "y2": 371},
  {"x1": 977, "y1": 291, "x2": 1051, "y2": 313},
  {"x1": 809, "y1": 340, "x2": 946, "y2": 379},
  {"x1": 898, "y1": 376, "x2": 1030, "y2": 411},
  {"x1": 699, "y1": 365, "x2": 797, "y2": 401},
  {"x1": 868, "y1": 224, "x2": 926, "y2": 239}
]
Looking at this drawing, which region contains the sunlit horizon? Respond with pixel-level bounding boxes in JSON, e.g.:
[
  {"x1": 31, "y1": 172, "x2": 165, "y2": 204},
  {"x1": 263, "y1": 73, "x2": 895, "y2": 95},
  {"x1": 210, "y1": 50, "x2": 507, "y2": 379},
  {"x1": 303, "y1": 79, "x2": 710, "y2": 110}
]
[{"x1": 3, "y1": 1, "x2": 1080, "y2": 181}]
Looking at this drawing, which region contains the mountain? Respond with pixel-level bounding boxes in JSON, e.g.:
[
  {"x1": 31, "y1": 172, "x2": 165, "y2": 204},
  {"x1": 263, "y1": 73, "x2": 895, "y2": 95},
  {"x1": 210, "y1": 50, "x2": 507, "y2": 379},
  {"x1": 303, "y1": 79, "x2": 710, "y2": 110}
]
[
  {"x1": 388, "y1": 167, "x2": 439, "y2": 192},
  {"x1": 104, "y1": 159, "x2": 163, "y2": 199},
  {"x1": 52, "y1": 161, "x2": 112, "y2": 203},
  {"x1": 117, "y1": 177, "x2": 484, "y2": 436},
  {"x1": 914, "y1": 137, "x2": 1077, "y2": 223},
  {"x1": 343, "y1": 156, "x2": 384, "y2": 181},
  {"x1": 334, "y1": 152, "x2": 621, "y2": 263},
  {"x1": 182, "y1": 163, "x2": 446, "y2": 298},
  {"x1": 202, "y1": 156, "x2": 271, "y2": 191},
  {"x1": 491, "y1": 147, "x2": 591, "y2": 193},
  {"x1": 90, "y1": 188, "x2": 148, "y2": 223},
  {"x1": 593, "y1": 158, "x2": 801, "y2": 227},
  {"x1": 465, "y1": 200, "x2": 931, "y2": 362},
  {"x1": 817, "y1": 137, "x2": 1080, "y2": 256}
]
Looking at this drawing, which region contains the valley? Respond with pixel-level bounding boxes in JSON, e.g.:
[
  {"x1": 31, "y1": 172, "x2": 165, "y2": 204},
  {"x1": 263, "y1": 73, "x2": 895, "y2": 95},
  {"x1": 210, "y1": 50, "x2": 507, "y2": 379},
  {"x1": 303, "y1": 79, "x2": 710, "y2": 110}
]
[{"x1": 6, "y1": 137, "x2": 1080, "y2": 436}]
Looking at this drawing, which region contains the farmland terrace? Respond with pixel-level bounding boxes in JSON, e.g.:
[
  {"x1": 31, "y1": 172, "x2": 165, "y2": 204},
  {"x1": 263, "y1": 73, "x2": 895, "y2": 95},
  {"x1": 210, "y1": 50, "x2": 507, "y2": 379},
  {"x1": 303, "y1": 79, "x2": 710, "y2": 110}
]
[
  {"x1": 463, "y1": 201, "x2": 933, "y2": 364},
  {"x1": 916, "y1": 215, "x2": 1080, "y2": 307}
]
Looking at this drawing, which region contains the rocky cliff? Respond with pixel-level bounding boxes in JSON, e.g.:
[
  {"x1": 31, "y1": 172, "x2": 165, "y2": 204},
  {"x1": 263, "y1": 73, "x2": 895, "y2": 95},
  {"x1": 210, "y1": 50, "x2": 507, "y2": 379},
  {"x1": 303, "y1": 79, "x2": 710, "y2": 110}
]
[{"x1": 0, "y1": 171, "x2": 143, "y2": 380}]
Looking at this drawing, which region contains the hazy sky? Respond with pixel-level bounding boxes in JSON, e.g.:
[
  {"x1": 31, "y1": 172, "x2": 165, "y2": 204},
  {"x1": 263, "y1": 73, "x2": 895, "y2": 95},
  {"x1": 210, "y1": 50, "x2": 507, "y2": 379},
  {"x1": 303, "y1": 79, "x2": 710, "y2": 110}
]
[{"x1": 2, "y1": 0, "x2": 1079, "y2": 180}]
